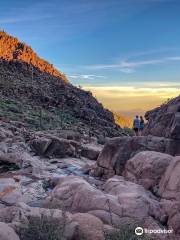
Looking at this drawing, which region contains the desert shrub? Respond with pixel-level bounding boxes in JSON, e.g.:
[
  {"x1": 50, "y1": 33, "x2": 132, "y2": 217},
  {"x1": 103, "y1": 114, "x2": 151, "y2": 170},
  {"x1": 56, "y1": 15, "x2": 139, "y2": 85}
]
[
  {"x1": 18, "y1": 215, "x2": 67, "y2": 240},
  {"x1": 0, "y1": 162, "x2": 20, "y2": 173},
  {"x1": 105, "y1": 224, "x2": 152, "y2": 240},
  {"x1": 43, "y1": 199, "x2": 65, "y2": 210},
  {"x1": 123, "y1": 127, "x2": 134, "y2": 136},
  {"x1": 0, "y1": 97, "x2": 77, "y2": 130}
]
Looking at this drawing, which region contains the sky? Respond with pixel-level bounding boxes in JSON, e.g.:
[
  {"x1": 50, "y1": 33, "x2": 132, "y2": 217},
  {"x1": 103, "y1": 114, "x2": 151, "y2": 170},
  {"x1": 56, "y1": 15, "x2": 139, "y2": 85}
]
[{"x1": 1, "y1": 0, "x2": 180, "y2": 117}]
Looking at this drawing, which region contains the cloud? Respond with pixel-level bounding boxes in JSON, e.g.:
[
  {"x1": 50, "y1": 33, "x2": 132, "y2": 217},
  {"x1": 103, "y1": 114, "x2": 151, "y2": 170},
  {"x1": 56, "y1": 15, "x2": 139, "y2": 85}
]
[
  {"x1": 83, "y1": 55, "x2": 180, "y2": 73},
  {"x1": 69, "y1": 75, "x2": 79, "y2": 79},
  {"x1": 0, "y1": 15, "x2": 52, "y2": 24},
  {"x1": 116, "y1": 68, "x2": 135, "y2": 73},
  {"x1": 0, "y1": 2, "x2": 53, "y2": 24},
  {"x1": 69, "y1": 74, "x2": 105, "y2": 80},
  {"x1": 82, "y1": 83, "x2": 180, "y2": 114},
  {"x1": 84, "y1": 85, "x2": 180, "y2": 98},
  {"x1": 121, "y1": 47, "x2": 180, "y2": 59},
  {"x1": 121, "y1": 56, "x2": 180, "y2": 68},
  {"x1": 58, "y1": 48, "x2": 180, "y2": 76}
]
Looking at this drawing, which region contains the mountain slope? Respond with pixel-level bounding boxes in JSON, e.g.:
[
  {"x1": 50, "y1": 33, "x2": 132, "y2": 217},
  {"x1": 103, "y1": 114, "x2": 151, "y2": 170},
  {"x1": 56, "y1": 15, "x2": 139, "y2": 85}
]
[
  {"x1": 0, "y1": 31, "x2": 68, "y2": 82},
  {"x1": 0, "y1": 31, "x2": 122, "y2": 138}
]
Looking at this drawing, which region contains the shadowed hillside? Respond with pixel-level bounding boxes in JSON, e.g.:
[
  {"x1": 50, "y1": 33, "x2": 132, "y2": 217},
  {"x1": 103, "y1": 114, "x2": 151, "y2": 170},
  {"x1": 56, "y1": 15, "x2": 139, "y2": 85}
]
[{"x1": 0, "y1": 31, "x2": 123, "y2": 139}]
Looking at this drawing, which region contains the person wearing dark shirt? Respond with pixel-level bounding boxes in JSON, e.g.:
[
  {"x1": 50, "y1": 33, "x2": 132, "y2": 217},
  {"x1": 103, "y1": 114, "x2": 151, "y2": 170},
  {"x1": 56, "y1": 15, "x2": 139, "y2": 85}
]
[
  {"x1": 133, "y1": 115, "x2": 140, "y2": 136},
  {"x1": 139, "y1": 116, "x2": 145, "y2": 136}
]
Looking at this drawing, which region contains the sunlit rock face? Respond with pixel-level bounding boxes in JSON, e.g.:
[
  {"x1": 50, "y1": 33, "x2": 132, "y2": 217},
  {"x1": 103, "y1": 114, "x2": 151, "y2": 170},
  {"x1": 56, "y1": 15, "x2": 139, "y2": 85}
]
[{"x1": 0, "y1": 31, "x2": 68, "y2": 81}]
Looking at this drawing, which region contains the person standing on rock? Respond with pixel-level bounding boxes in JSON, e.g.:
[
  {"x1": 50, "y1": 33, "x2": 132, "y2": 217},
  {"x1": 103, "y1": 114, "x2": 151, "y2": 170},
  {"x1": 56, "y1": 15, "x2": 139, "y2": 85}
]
[
  {"x1": 133, "y1": 115, "x2": 140, "y2": 136},
  {"x1": 139, "y1": 116, "x2": 145, "y2": 136}
]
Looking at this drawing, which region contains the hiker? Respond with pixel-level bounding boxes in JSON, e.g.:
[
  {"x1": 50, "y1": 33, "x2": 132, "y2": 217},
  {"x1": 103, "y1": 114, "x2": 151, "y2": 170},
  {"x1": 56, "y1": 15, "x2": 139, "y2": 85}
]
[
  {"x1": 133, "y1": 115, "x2": 140, "y2": 136},
  {"x1": 139, "y1": 116, "x2": 145, "y2": 136}
]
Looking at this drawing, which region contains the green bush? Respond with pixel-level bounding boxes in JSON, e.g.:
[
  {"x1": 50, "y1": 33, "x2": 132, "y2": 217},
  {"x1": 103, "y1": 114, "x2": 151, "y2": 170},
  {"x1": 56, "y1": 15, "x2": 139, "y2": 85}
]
[
  {"x1": 18, "y1": 215, "x2": 67, "y2": 240},
  {"x1": 123, "y1": 127, "x2": 134, "y2": 136},
  {"x1": 0, "y1": 97, "x2": 77, "y2": 130}
]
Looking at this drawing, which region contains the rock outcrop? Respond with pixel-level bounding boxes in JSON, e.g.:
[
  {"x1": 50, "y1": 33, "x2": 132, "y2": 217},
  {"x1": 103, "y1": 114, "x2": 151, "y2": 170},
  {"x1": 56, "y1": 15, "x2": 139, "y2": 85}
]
[
  {"x1": 159, "y1": 156, "x2": 180, "y2": 200},
  {"x1": 157, "y1": 157, "x2": 180, "y2": 236},
  {"x1": 30, "y1": 135, "x2": 77, "y2": 158},
  {"x1": 47, "y1": 175, "x2": 162, "y2": 225},
  {"x1": 29, "y1": 133, "x2": 103, "y2": 161},
  {"x1": 144, "y1": 96, "x2": 180, "y2": 140},
  {"x1": 90, "y1": 135, "x2": 174, "y2": 178},
  {"x1": 91, "y1": 95, "x2": 180, "y2": 178},
  {"x1": 123, "y1": 151, "x2": 173, "y2": 192},
  {"x1": 72, "y1": 213, "x2": 104, "y2": 240},
  {"x1": 80, "y1": 144, "x2": 102, "y2": 160}
]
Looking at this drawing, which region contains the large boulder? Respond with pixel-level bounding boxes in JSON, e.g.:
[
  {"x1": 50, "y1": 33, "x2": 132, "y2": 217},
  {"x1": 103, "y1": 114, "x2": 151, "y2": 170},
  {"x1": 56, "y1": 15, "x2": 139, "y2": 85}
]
[
  {"x1": 123, "y1": 151, "x2": 173, "y2": 191},
  {"x1": 164, "y1": 201, "x2": 180, "y2": 236},
  {"x1": 29, "y1": 137, "x2": 52, "y2": 155},
  {"x1": 159, "y1": 156, "x2": 180, "y2": 200},
  {"x1": 72, "y1": 213, "x2": 104, "y2": 240},
  {"x1": 90, "y1": 136, "x2": 171, "y2": 179},
  {"x1": 0, "y1": 150, "x2": 50, "y2": 179},
  {"x1": 0, "y1": 222, "x2": 20, "y2": 240},
  {"x1": 30, "y1": 134, "x2": 102, "y2": 160},
  {"x1": 47, "y1": 175, "x2": 162, "y2": 225},
  {"x1": 0, "y1": 151, "x2": 33, "y2": 168},
  {"x1": 81, "y1": 144, "x2": 102, "y2": 160},
  {"x1": 158, "y1": 157, "x2": 180, "y2": 236},
  {"x1": 30, "y1": 135, "x2": 78, "y2": 158},
  {"x1": 103, "y1": 176, "x2": 162, "y2": 221}
]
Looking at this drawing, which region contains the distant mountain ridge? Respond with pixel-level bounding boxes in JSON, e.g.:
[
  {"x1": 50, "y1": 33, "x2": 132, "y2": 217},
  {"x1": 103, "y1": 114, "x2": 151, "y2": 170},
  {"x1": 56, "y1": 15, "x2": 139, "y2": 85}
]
[
  {"x1": 0, "y1": 31, "x2": 68, "y2": 82},
  {"x1": 113, "y1": 112, "x2": 132, "y2": 128}
]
